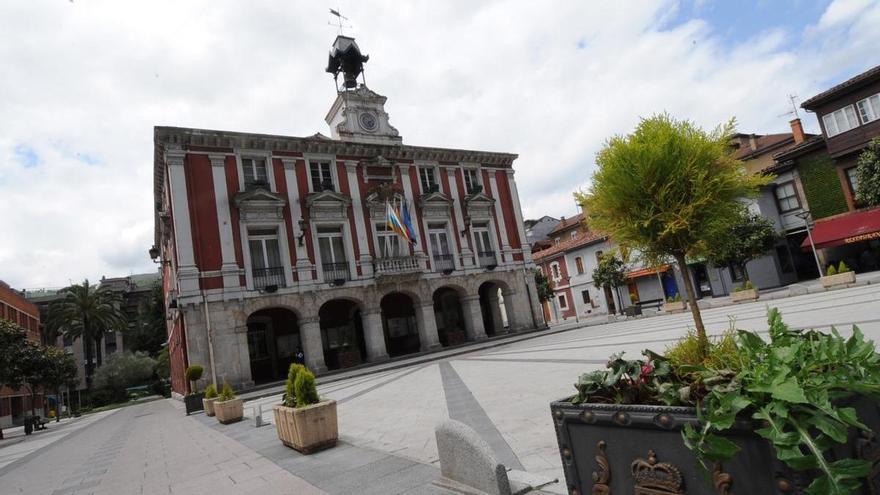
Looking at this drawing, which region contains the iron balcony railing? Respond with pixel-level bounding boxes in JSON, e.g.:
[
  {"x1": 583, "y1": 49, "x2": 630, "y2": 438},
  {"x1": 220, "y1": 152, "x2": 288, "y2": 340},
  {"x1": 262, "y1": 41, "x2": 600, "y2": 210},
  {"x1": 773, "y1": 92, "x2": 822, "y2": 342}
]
[
  {"x1": 374, "y1": 256, "x2": 421, "y2": 276},
  {"x1": 252, "y1": 266, "x2": 286, "y2": 289},
  {"x1": 322, "y1": 262, "x2": 351, "y2": 282},
  {"x1": 478, "y1": 250, "x2": 497, "y2": 268},
  {"x1": 433, "y1": 254, "x2": 455, "y2": 273}
]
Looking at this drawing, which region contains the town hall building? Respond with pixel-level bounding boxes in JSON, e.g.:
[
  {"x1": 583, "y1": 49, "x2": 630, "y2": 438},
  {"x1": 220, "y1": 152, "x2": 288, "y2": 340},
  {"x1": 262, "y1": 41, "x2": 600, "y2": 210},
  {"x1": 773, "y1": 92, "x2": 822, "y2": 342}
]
[{"x1": 152, "y1": 36, "x2": 543, "y2": 395}]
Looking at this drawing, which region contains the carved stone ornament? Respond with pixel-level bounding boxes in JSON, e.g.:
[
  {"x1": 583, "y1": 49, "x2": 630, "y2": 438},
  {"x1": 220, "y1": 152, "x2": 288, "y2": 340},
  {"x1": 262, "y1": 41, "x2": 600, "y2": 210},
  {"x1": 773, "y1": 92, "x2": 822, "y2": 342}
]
[
  {"x1": 712, "y1": 462, "x2": 732, "y2": 495},
  {"x1": 233, "y1": 188, "x2": 287, "y2": 223},
  {"x1": 592, "y1": 441, "x2": 611, "y2": 495},
  {"x1": 306, "y1": 190, "x2": 351, "y2": 221},
  {"x1": 631, "y1": 450, "x2": 684, "y2": 494},
  {"x1": 419, "y1": 191, "x2": 453, "y2": 219},
  {"x1": 463, "y1": 191, "x2": 495, "y2": 221}
]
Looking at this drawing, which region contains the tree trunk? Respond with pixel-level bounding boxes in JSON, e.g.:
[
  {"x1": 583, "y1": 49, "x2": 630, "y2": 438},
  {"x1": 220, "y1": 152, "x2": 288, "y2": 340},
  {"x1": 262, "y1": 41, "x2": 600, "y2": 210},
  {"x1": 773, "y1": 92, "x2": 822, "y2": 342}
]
[
  {"x1": 83, "y1": 336, "x2": 94, "y2": 391},
  {"x1": 674, "y1": 253, "x2": 708, "y2": 356},
  {"x1": 94, "y1": 335, "x2": 103, "y2": 368}
]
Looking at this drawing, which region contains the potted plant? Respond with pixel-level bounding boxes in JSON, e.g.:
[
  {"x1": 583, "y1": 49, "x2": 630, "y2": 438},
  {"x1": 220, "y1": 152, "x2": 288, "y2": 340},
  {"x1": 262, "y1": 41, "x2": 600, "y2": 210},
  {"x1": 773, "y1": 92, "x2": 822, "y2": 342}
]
[
  {"x1": 183, "y1": 365, "x2": 204, "y2": 415},
  {"x1": 213, "y1": 383, "x2": 243, "y2": 424},
  {"x1": 731, "y1": 280, "x2": 759, "y2": 303},
  {"x1": 273, "y1": 363, "x2": 338, "y2": 454},
  {"x1": 662, "y1": 293, "x2": 686, "y2": 313},
  {"x1": 202, "y1": 383, "x2": 218, "y2": 417},
  {"x1": 822, "y1": 261, "x2": 857, "y2": 288}
]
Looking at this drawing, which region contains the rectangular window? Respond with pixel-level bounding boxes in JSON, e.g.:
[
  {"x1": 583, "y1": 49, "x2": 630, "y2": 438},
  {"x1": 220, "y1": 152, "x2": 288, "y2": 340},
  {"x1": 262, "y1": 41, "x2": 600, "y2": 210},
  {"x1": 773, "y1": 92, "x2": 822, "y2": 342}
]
[
  {"x1": 822, "y1": 105, "x2": 859, "y2": 137},
  {"x1": 554, "y1": 237, "x2": 561, "y2": 246},
  {"x1": 571, "y1": 231, "x2": 578, "y2": 240},
  {"x1": 550, "y1": 262, "x2": 561, "y2": 281},
  {"x1": 428, "y1": 224, "x2": 453, "y2": 272},
  {"x1": 846, "y1": 167, "x2": 860, "y2": 197},
  {"x1": 558, "y1": 293, "x2": 568, "y2": 310},
  {"x1": 318, "y1": 225, "x2": 349, "y2": 280},
  {"x1": 248, "y1": 227, "x2": 285, "y2": 288},
  {"x1": 582, "y1": 290, "x2": 591, "y2": 305},
  {"x1": 774, "y1": 181, "x2": 800, "y2": 213},
  {"x1": 310, "y1": 161, "x2": 334, "y2": 191},
  {"x1": 242, "y1": 157, "x2": 269, "y2": 190},
  {"x1": 375, "y1": 224, "x2": 402, "y2": 258},
  {"x1": 857, "y1": 94, "x2": 880, "y2": 124},
  {"x1": 463, "y1": 168, "x2": 481, "y2": 194},
  {"x1": 575, "y1": 257, "x2": 584, "y2": 274},
  {"x1": 419, "y1": 166, "x2": 438, "y2": 193},
  {"x1": 473, "y1": 223, "x2": 495, "y2": 266}
]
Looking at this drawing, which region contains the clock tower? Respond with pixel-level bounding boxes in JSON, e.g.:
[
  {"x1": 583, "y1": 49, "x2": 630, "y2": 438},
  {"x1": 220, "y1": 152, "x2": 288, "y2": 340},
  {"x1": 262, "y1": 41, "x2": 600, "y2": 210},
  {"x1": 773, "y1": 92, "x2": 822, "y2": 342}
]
[{"x1": 324, "y1": 35, "x2": 402, "y2": 145}]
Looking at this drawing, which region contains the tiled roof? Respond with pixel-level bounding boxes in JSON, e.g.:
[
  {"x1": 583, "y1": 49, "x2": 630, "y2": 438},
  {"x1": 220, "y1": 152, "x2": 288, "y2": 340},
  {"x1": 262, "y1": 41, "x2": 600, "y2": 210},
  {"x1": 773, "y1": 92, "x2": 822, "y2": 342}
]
[
  {"x1": 802, "y1": 64, "x2": 880, "y2": 110},
  {"x1": 547, "y1": 213, "x2": 585, "y2": 236},
  {"x1": 770, "y1": 135, "x2": 826, "y2": 164},
  {"x1": 733, "y1": 133, "x2": 795, "y2": 160},
  {"x1": 534, "y1": 231, "x2": 607, "y2": 261}
]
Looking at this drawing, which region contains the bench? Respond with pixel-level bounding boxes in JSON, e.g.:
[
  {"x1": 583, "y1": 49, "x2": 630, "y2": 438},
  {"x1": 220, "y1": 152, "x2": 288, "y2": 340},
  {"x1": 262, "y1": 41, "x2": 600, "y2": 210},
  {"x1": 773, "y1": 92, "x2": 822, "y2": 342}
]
[
  {"x1": 636, "y1": 298, "x2": 664, "y2": 311},
  {"x1": 126, "y1": 385, "x2": 151, "y2": 399},
  {"x1": 31, "y1": 415, "x2": 49, "y2": 430}
]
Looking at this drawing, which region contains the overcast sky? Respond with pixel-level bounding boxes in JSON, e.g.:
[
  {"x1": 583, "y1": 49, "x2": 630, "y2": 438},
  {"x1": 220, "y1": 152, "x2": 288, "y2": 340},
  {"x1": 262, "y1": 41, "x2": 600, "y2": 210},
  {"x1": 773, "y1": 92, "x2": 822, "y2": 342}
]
[{"x1": 1, "y1": 0, "x2": 878, "y2": 289}]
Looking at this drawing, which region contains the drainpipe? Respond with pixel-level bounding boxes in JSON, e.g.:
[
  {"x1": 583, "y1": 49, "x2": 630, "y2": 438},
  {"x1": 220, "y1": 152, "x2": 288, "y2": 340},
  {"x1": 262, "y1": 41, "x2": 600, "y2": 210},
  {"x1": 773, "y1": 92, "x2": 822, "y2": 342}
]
[{"x1": 202, "y1": 290, "x2": 218, "y2": 387}]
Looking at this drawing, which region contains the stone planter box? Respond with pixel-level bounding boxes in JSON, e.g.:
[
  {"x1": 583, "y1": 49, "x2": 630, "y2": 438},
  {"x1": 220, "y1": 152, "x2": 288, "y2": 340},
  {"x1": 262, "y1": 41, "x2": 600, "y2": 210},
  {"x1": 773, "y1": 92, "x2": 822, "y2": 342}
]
[
  {"x1": 273, "y1": 400, "x2": 338, "y2": 454},
  {"x1": 550, "y1": 397, "x2": 880, "y2": 494},
  {"x1": 183, "y1": 392, "x2": 204, "y2": 415},
  {"x1": 444, "y1": 330, "x2": 467, "y2": 347},
  {"x1": 337, "y1": 350, "x2": 362, "y2": 369},
  {"x1": 821, "y1": 271, "x2": 856, "y2": 288},
  {"x1": 214, "y1": 398, "x2": 244, "y2": 424},
  {"x1": 203, "y1": 397, "x2": 217, "y2": 417},
  {"x1": 662, "y1": 300, "x2": 686, "y2": 313},
  {"x1": 731, "y1": 288, "x2": 759, "y2": 303}
]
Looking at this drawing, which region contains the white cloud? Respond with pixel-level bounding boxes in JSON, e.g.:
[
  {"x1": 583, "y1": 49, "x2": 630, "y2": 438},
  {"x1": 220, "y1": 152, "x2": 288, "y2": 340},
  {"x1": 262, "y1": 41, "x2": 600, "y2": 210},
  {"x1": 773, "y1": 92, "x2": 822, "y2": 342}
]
[{"x1": 1, "y1": 0, "x2": 879, "y2": 288}]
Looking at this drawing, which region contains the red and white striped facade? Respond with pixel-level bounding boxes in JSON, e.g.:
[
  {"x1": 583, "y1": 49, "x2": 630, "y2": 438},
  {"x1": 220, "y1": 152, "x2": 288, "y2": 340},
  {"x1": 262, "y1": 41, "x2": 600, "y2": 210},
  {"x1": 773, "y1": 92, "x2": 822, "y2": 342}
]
[{"x1": 154, "y1": 118, "x2": 544, "y2": 394}]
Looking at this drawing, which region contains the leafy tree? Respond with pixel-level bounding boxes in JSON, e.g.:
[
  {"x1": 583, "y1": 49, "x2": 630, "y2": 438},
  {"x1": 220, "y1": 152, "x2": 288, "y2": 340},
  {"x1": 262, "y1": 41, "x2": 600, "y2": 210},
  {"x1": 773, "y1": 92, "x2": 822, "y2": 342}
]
[
  {"x1": 0, "y1": 320, "x2": 28, "y2": 439},
  {"x1": 705, "y1": 207, "x2": 777, "y2": 284},
  {"x1": 46, "y1": 280, "x2": 127, "y2": 391},
  {"x1": 155, "y1": 347, "x2": 171, "y2": 381},
  {"x1": 854, "y1": 137, "x2": 880, "y2": 207},
  {"x1": 578, "y1": 114, "x2": 769, "y2": 354},
  {"x1": 17, "y1": 340, "x2": 51, "y2": 417},
  {"x1": 534, "y1": 269, "x2": 553, "y2": 303},
  {"x1": 41, "y1": 346, "x2": 78, "y2": 421},
  {"x1": 591, "y1": 252, "x2": 627, "y2": 313},
  {"x1": 127, "y1": 283, "x2": 167, "y2": 355},
  {"x1": 93, "y1": 352, "x2": 157, "y2": 403}
]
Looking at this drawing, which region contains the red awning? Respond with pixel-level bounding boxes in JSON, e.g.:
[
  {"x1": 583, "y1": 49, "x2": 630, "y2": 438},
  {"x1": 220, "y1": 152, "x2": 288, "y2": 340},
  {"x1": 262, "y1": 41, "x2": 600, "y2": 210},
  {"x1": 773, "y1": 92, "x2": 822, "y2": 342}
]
[
  {"x1": 801, "y1": 208, "x2": 880, "y2": 250},
  {"x1": 626, "y1": 264, "x2": 670, "y2": 279}
]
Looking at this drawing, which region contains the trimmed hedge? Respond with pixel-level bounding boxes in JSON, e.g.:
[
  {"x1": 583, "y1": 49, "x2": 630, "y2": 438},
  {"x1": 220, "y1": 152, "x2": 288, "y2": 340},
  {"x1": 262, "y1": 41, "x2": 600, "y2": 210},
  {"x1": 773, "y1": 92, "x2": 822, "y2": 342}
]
[{"x1": 798, "y1": 155, "x2": 848, "y2": 219}]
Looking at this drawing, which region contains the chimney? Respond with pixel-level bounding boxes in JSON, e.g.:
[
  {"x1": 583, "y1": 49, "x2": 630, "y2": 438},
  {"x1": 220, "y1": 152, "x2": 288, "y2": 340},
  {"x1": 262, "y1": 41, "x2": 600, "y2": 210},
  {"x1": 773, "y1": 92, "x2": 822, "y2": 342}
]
[
  {"x1": 748, "y1": 134, "x2": 757, "y2": 151},
  {"x1": 790, "y1": 118, "x2": 805, "y2": 144}
]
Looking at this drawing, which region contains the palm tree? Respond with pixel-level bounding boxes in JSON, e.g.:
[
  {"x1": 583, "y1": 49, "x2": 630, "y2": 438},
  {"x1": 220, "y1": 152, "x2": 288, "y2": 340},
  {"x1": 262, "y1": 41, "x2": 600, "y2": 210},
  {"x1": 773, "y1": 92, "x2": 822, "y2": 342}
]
[{"x1": 46, "y1": 280, "x2": 126, "y2": 391}]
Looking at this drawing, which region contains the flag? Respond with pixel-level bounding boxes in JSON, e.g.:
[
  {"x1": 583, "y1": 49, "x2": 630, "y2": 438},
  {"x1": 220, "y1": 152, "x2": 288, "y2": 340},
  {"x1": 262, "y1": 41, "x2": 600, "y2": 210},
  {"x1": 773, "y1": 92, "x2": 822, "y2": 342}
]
[
  {"x1": 386, "y1": 201, "x2": 411, "y2": 243},
  {"x1": 401, "y1": 201, "x2": 418, "y2": 246}
]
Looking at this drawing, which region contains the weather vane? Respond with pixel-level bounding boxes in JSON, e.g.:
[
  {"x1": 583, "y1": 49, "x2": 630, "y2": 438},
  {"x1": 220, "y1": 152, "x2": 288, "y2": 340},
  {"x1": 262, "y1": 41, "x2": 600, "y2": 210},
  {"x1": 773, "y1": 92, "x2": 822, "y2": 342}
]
[{"x1": 328, "y1": 8, "x2": 352, "y2": 35}]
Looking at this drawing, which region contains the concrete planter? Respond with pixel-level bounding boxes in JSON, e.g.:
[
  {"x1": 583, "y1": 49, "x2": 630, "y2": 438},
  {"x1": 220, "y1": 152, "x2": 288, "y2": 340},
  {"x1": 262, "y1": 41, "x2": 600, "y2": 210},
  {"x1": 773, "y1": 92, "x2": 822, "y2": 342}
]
[
  {"x1": 662, "y1": 300, "x2": 686, "y2": 313},
  {"x1": 550, "y1": 396, "x2": 880, "y2": 494},
  {"x1": 273, "y1": 400, "x2": 338, "y2": 454},
  {"x1": 731, "y1": 288, "x2": 759, "y2": 303},
  {"x1": 183, "y1": 392, "x2": 204, "y2": 415},
  {"x1": 202, "y1": 397, "x2": 217, "y2": 417},
  {"x1": 214, "y1": 398, "x2": 243, "y2": 424},
  {"x1": 821, "y1": 271, "x2": 856, "y2": 288}
]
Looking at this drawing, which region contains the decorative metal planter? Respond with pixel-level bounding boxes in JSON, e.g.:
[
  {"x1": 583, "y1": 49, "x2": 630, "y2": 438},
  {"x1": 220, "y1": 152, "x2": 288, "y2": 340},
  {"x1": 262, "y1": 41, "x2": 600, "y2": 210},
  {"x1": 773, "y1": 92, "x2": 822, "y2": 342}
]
[
  {"x1": 184, "y1": 392, "x2": 204, "y2": 415},
  {"x1": 730, "y1": 288, "x2": 759, "y2": 303},
  {"x1": 821, "y1": 271, "x2": 856, "y2": 289},
  {"x1": 550, "y1": 398, "x2": 880, "y2": 494}
]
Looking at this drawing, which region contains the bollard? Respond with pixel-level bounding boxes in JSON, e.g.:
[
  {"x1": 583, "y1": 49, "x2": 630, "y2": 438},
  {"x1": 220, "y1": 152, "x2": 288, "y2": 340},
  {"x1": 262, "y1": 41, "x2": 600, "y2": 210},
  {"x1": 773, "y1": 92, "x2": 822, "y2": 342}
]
[{"x1": 254, "y1": 403, "x2": 264, "y2": 427}]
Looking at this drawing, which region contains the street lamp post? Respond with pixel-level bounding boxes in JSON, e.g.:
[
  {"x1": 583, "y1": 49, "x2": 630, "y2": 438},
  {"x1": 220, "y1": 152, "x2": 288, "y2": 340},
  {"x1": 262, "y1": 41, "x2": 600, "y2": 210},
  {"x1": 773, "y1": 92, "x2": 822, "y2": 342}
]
[{"x1": 796, "y1": 211, "x2": 823, "y2": 276}]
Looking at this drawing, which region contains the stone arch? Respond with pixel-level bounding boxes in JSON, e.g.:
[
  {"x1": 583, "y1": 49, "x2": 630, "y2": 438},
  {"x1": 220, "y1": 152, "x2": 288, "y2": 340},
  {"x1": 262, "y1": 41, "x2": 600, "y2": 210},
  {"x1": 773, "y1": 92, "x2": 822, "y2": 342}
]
[
  {"x1": 433, "y1": 286, "x2": 467, "y2": 347},
  {"x1": 318, "y1": 298, "x2": 367, "y2": 370},
  {"x1": 478, "y1": 280, "x2": 512, "y2": 336},
  {"x1": 380, "y1": 291, "x2": 421, "y2": 357},
  {"x1": 245, "y1": 307, "x2": 301, "y2": 384}
]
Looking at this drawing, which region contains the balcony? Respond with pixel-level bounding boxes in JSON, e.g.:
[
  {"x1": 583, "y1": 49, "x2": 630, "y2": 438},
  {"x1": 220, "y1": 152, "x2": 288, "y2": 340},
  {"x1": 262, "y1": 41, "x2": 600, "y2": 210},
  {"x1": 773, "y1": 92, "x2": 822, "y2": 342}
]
[
  {"x1": 253, "y1": 266, "x2": 286, "y2": 290},
  {"x1": 374, "y1": 256, "x2": 422, "y2": 281},
  {"x1": 322, "y1": 262, "x2": 351, "y2": 284},
  {"x1": 433, "y1": 254, "x2": 455, "y2": 274},
  {"x1": 478, "y1": 250, "x2": 498, "y2": 269}
]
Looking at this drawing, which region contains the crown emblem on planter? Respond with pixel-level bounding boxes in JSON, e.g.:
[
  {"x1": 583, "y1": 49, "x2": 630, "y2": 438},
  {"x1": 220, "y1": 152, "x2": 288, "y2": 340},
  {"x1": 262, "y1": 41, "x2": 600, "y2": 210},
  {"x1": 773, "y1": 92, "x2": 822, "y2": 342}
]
[{"x1": 631, "y1": 450, "x2": 684, "y2": 494}]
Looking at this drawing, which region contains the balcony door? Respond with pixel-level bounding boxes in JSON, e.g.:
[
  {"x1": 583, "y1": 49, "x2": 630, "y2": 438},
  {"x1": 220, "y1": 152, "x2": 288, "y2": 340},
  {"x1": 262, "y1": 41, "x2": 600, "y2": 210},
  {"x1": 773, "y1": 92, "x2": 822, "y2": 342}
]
[
  {"x1": 428, "y1": 224, "x2": 453, "y2": 272},
  {"x1": 248, "y1": 228, "x2": 284, "y2": 288},
  {"x1": 472, "y1": 223, "x2": 495, "y2": 266},
  {"x1": 375, "y1": 224, "x2": 402, "y2": 259},
  {"x1": 318, "y1": 225, "x2": 350, "y2": 281}
]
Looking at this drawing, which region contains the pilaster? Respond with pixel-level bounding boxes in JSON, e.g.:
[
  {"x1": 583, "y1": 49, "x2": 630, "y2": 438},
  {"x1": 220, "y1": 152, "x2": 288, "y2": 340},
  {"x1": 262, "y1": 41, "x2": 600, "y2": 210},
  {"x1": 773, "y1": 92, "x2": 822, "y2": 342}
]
[
  {"x1": 447, "y1": 168, "x2": 474, "y2": 267},
  {"x1": 506, "y1": 169, "x2": 532, "y2": 264},
  {"x1": 345, "y1": 161, "x2": 373, "y2": 277},
  {"x1": 167, "y1": 148, "x2": 199, "y2": 295},
  {"x1": 282, "y1": 158, "x2": 314, "y2": 283},
  {"x1": 488, "y1": 172, "x2": 512, "y2": 266},
  {"x1": 210, "y1": 154, "x2": 241, "y2": 289}
]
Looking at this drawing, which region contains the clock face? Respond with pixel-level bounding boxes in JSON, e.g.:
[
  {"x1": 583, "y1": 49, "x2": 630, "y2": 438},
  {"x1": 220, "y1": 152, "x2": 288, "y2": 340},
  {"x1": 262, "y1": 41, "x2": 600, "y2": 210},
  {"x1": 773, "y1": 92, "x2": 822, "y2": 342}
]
[{"x1": 358, "y1": 112, "x2": 378, "y2": 132}]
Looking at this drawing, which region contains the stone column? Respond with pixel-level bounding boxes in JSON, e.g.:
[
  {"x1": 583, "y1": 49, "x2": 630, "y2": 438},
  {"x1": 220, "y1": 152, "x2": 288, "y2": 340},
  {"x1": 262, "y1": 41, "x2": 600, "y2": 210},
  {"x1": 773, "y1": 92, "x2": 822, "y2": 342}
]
[
  {"x1": 299, "y1": 317, "x2": 327, "y2": 373},
  {"x1": 488, "y1": 290, "x2": 507, "y2": 335},
  {"x1": 233, "y1": 323, "x2": 255, "y2": 389},
  {"x1": 503, "y1": 289, "x2": 529, "y2": 332},
  {"x1": 415, "y1": 302, "x2": 442, "y2": 351},
  {"x1": 523, "y1": 271, "x2": 545, "y2": 329},
  {"x1": 345, "y1": 161, "x2": 373, "y2": 278},
  {"x1": 210, "y1": 154, "x2": 241, "y2": 290},
  {"x1": 461, "y1": 295, "x2": 488, "y2": 341},
  {"x1": 361, "y1": 308, "x2": 389, "y2": 362}
]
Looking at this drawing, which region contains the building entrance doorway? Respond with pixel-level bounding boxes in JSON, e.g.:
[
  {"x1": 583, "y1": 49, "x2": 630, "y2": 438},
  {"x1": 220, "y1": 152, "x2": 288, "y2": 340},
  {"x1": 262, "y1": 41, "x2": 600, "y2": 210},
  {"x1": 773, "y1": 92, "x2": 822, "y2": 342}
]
[{"x1": 246, "y1": 308, "x2": 300, "y2": 384}]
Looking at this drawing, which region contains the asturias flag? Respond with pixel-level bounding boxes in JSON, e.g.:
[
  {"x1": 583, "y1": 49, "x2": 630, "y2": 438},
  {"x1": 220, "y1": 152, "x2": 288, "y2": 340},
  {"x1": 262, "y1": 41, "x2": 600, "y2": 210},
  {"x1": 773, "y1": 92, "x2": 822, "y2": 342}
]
[
  {"x1": 401, "y1": 202, "x2": 418, "y2": 246},
  {"x1": 386, "y1": 201, "x2": 411, "y2": 244}
]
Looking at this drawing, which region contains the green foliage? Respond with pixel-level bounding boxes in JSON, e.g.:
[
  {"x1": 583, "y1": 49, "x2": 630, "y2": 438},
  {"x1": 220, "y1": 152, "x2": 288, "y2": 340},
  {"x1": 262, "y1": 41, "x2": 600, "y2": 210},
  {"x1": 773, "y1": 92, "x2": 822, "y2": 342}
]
[
  {"x1": 665, "y1": 329, "x2": 742, "y2": 377},
  {"x1": 591, "y1": 252, "x2": 627, "y2": 291},
  {"x1": 534, "y1": 269, "x2": 553, "y2": 303},
  {"x1": 799, "y1": 154, "x2": 849, "y2": 220},
  {"x1": 128, "y1": 282, "x2": 167, "y2": 356},
  {"x1": 284, "y1": 363, "x2": 306, "y2": 407},
  {"x1": 826, "y1": 264, "x2": 837, "y2": 276},
  {"x1": 204, "y1": 383, "x2": 217, "y2": 399},
  {"x1": 838, "y1": 261, "x2": 850, "y2": 273},
  {"x1": 855, "y1": 138, "x2": 880, "y2": 207},
  {"x1": 94, "y1": 352, "x2": 157, "y2": 403},
  {"x1": 155, "y1": 348, "x2": 171, "y2": 380},
  {"x1": 185, "y1": 365, "x2": 204, "y2": 382},
  {"x1": 705, "y1": 207, "x2": 777, "y2": 282},
  {"x1": 42, "y1": 345, "x2": 79, "y2": 390},
  {"x1": 294, "y1": 369, "x2": 320, "y2": 408},
  {"x1": 572, "y1": 351, "x2": 675, "y2": 406},
  {"x1": 0, "y1": 319, "x2": 28, "y2": 390},
  {"x1": 218, "y1": 383, "x2": 236, "y2": 401}
]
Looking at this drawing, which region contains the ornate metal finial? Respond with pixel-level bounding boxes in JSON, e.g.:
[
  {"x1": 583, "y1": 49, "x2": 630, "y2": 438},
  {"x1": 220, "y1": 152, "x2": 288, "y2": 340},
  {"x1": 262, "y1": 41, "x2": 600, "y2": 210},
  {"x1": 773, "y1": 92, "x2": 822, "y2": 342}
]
[
  {"x1": 326, "y1": 33, "x2": 369, "y2": 91},
  {"x1": 631, "y1": 450, "x2": 684, "y2": 494},
  {"x1": 591, "y1": 441, "x2": 611, "y2": 495}
]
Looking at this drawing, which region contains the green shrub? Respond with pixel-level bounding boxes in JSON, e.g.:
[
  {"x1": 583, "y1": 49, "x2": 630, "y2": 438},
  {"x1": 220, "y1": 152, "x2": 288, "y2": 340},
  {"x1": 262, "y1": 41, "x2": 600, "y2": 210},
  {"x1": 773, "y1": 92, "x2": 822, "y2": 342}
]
[
  {"x1": 838, "y1": 261, "x2": 850, "y2": 273},
  {"x1": 665, "y1": 329, "x2": 743, "y2": 375},
  {"x1": 674, "y1": 294, "x2": 681, "y2": 302},
  {"x1": 826, "y1": 264, "x2": 837, "y2": 276},
  {"x1": 217, "y1": 383, "x2": 235, "y2": 401},
  {"x1": 283, "y1": 363, "x2": 306, "y2": 407},
  {"x1": 93, "y1": 351, "x2": 157, "y2": 403},
  {"x1": 185, "y1": 365, "x2": 203, "y2": 382},
  {"x1": 294, "y1": 369, "x2": 320, "y2": 408},
  {"x1": 204, "y1": 383, "x2": 217, "y2": 399},
  {"x1": 743, "y1": 281, "x2": 754, "y2": 290}
]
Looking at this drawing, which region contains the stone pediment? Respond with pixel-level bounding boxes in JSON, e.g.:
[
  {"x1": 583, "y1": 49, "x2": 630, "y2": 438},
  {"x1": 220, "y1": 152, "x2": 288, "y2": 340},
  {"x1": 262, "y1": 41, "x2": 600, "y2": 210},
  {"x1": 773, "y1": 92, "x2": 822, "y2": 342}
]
[
  {"x1": 464, "y1": 192, "x2": 495, "y2": 220},
  {"x1": 419, "y1": 191, "x2": 453, "y2": 220},
  {"x1": 366, "y1": 191, "x2": 406, "y2": 220},
  {"x1": 306, "y1": 190, "x2": 351, "y2": 220},
  {"x1": 233, "y1": 188, "x2": 287, "y2": 223}
]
